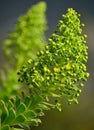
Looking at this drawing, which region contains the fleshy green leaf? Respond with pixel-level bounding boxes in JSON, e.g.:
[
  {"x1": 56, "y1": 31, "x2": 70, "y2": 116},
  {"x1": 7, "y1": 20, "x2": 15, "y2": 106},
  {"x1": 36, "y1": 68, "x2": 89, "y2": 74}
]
[
  {"x1": 25, "y1": 118, "x2": 41, "y2": 126},
  {"x1": 34, "y1": 108, "x2": 44, "y2": 117},
  {"x1": 7, "y1": 100, "x2": 14, "y2": 109},
  {"x1": 3, "y1": 108, "x2": 16, "y2": 125},
  {"x1": 24, "y1": 96, "x2": 31, "y2": 107},
  {"x1": 24, "y1": 110, "x2": 36, "y2": 118},
  {"x1": 0, "y1": 100, "x2": 9, "y2": 124},
  {"x1": 16, "y1": 103, "x2": 26, "y2": 115},
  {"x1": 1, "y1": 125, "x2": 9, "y2": 130},
  {"x1": 15, "y1": 96, "x2": 21, "y2": 109},
  {"x1": 12, "y1": 114, "x2": 26, "y2": 124}
]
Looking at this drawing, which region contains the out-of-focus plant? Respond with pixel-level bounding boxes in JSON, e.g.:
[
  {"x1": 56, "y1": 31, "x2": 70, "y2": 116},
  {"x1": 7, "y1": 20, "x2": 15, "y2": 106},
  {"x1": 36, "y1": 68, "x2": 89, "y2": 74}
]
[
  {"x1": 0, "y1": 6, "x2": 89, "y2": 130},
  {"x1": 0, "y1": 1, "x2": 47, "y2": 98}
]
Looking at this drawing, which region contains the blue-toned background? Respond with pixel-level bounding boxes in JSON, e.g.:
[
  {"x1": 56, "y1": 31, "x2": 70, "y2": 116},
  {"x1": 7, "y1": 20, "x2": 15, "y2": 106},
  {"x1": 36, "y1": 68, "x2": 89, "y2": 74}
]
[{"x1": 0, "y1": 0, "x2": 94, "y2": 130}]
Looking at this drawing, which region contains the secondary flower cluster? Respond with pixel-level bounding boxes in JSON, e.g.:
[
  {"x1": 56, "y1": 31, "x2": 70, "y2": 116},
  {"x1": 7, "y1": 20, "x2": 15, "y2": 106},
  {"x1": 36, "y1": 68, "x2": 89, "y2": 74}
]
[
  {"x1": 18, "y1": 8, "x2": 89, "y2": 105},
  {"x1": 0, "y1": 2, "x2": 47, "y2": 98},
  {"x1": 3, "y1": 2, "x2": 47, "y2": 68}
]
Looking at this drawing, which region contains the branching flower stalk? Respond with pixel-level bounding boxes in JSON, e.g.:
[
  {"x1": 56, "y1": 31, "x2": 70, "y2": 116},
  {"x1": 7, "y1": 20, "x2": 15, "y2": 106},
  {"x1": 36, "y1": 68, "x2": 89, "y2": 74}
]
[
  {"x1": 18, "y1": 8, "x2": 89, "y2": 104},
  {"x1": 0, "y1": 7, "x2": 89, "y2": 130}
]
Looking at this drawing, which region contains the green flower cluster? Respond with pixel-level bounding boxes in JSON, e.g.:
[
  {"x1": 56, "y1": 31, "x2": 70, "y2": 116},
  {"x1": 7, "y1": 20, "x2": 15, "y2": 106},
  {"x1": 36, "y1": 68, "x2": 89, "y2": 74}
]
[
  {"x1": 3, "y1": 1, "x2": 47, "y2": 68},
  {"x1": 0, "y1": 2, "x2": 47, "y2": 98},
  {"x1": 18, "y1": 8, "x2": 89, "y2": 105}
]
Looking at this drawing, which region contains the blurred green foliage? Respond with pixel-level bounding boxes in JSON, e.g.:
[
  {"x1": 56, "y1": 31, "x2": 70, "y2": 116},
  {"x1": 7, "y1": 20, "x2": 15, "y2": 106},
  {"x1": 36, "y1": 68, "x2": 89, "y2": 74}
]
[{"x1": 0, "y1": 1, "x2": 47, "y2": 98}]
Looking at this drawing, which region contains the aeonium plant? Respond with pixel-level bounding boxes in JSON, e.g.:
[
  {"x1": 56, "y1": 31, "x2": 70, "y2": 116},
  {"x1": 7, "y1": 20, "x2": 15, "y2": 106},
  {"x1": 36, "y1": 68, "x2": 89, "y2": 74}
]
[{"x1": 0, "y1": 8, "x2": 89, "y2": 130}]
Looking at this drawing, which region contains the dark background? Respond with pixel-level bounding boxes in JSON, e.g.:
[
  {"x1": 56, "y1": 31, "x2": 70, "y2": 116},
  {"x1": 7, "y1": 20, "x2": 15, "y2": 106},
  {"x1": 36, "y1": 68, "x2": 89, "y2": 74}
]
[{"x1": 0, "y1": 0, "x2": 94, "y2": 130}]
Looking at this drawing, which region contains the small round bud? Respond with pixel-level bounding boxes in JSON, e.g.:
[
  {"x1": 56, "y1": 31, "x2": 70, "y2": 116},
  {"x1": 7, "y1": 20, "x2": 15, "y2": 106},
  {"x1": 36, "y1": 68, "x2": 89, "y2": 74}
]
[{"x1": 27, "y1": 59, "x2": 32, "y2": 64}]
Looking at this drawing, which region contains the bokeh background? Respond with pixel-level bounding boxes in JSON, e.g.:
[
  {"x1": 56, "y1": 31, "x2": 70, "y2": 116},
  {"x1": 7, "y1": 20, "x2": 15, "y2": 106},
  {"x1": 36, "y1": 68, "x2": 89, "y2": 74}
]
[{"x1": 0, "y1": 0, "x2": 94, "y2": 130}]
